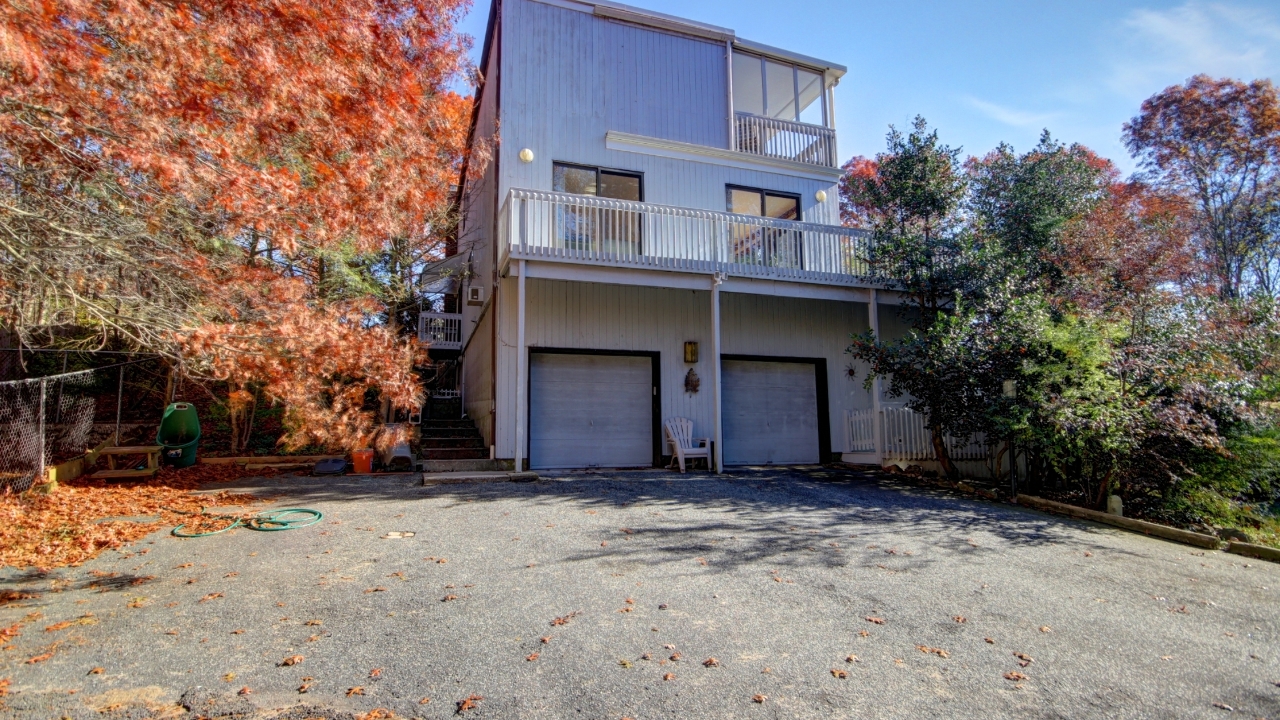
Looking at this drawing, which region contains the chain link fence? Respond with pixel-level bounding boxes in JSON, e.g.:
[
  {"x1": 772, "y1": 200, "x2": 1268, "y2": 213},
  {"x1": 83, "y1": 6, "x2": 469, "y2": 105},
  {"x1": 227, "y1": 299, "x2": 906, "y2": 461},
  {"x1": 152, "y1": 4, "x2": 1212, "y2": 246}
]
[{"x1": 0, "y1": 350, "x2": 169, "y2": 492}]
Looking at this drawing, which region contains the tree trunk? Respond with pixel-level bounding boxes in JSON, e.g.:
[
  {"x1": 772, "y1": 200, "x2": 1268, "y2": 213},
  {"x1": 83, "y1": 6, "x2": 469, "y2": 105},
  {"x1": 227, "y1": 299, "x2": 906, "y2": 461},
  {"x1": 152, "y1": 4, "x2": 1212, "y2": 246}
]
[{"x1": 930, "y1": 424, "x2": 958, "y2": 479}]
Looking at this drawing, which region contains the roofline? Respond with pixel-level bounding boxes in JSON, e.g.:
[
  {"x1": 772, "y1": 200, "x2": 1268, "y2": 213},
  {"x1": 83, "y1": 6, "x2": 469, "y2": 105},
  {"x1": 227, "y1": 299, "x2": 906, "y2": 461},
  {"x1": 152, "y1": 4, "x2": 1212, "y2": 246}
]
[{"x1": 529, "y1": 0, "x2": 847, "y2": 79}]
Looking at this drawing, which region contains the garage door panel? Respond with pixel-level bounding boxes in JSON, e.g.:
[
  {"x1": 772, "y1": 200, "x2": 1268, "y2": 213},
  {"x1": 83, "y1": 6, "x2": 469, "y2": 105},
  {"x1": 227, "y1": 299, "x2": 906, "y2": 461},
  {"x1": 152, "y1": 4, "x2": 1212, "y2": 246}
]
[
  {"x1": 529, "y1": 353, "x2": 652, "y2": 469},
  {"x1": 722, "y1": 359, "x2": 819, "y2": 465}
]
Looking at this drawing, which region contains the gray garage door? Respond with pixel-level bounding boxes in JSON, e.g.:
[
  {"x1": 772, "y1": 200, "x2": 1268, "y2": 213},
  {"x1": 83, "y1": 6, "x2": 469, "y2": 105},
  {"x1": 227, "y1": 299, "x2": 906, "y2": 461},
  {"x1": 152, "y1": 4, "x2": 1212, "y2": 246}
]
[
  {"x1": 722, "y1": 359, "x2": 820, "y2": 465},
  {"x1": 529, "y1": 353, "x2": 653, "y2": 469}
]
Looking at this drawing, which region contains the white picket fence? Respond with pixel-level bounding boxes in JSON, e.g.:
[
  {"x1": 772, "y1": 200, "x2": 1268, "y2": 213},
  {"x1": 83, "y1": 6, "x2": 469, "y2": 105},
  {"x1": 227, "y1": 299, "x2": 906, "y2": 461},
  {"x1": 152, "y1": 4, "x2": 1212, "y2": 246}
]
[{"x1": 846, "y1": 407, "x2": 989, "y2": 462}]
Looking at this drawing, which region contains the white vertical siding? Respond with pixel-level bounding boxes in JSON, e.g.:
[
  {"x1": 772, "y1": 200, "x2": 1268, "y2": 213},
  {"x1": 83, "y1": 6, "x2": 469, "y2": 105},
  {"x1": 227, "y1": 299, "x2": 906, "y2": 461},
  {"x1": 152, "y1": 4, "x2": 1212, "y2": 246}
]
[
  {"x1": 499, "y1": 0, "x2": 841, "y2": 225},
  {"x1": 490, "y1": 277, "x2": 874, "y2": 459}
]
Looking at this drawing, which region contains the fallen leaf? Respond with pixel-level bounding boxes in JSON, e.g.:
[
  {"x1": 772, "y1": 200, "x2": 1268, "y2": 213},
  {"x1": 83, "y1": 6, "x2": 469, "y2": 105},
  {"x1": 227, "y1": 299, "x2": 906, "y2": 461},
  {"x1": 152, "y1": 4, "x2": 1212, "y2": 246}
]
[
  {"x1": 223, "y1": 673, "x2": 236, "y2": 682},
  {"x1": 865, "y1": 616, "x2": 885, "y2": 625},
  {"x1": 27, "y1": 647, "x2": 56, "y2": 664},
  {"x1": 1013, "y1": 652, "x2": 1033, "y2": 667},
  {"x1": 307, "y1": 634, "x2": 322, "y2": 642},
  {"x1": 456, "y1": 693, "x2": 483, "y2": 712},
  {"x1": 752, "y1": 694, "x2": 767, "y2": 703},
  {"x1": 662, "y1": 673, "x2": 675, "y2": 681},
  {"x1": 858, "y1": 630, "x2": 870, "y2": 637},
  {"x1": 442, "y1": 595, "x2": 458, "y2": 602},
  {"x1": 703, "y1": 657, "x2": 719, "y2": 667},
  {"x1": 88, "y1": 667, "x2": 104, "y2": 675},
  {"x1": 279, "y1": 655, "x2": 304, "y2": 666},
  {"x1": 540, "y1": 636, "x2": 551, "y2": 644},
  {"x1": 953, "y1": 615, "x2": 967, "y2": 623},
  {"x1": 831, "y1": 668, "x2": 848, "y2": 679},
  {"x1": 365, "y1": 587, "x2": 388, "y2": 594},
  {"x1": 1004, "y1": 671, "x2": 1028, "y2": 681},
  {"x1": 1038, "y1": 626, "x2": 1051, "y2": 633},
  {"x1": 916, "y1": 645, "x2": 950, "y2": 658},
  {"x1": 346, "y1": 686, "x2": 365, "y2": 696},
  {"x1": 669, "y1": 652, "x2": 682, "y2": 662},
  {"x1": 297, "y1": 683, "x2": 312, "y2": 693},
  {"x1": 985, "y1": 637, "x2": 995, "y2": 644},
  {"x1": 526, "y1": 652, "x2": 539, "y2": 662},
  {"x1": 419, "y1": 697, "x2": 431, "y2": 704},
  {"x1": 618, "y1": 659, "x2": 632, "y2": 668},
  {"x1": 175, "y1": 563, "x2": 193, "y2": 569},
  {"x1": 370, "y1": 668, "x2": 382, "y2": 678},
  {"x1": 601, "y1": 541, "x2": 608, "y2": 547},
  {"x1": 199, "y1": 593, "x2": 224, "y2": 603},
  {"x1": 845, "y1": 655, "x2": 858, "y2": 663},
  {"x1": 550, "y1": 612, "x2": 581, "y2": 627},
  {"x1": 1212, "y1": 702, "x2": 1234, "y2": 711},
  {"x1": 231, "y1": 629, "x2": 245, "y2": 635},
  {"x1": 305, "y1": 619, "x2": 322, "y2": 626},
  {"x1": 696, "y1": 557, "x2": 708, "y2": 566},
  {"x1": 238, "y1": 687, "x2": 252, "y2": 695}
]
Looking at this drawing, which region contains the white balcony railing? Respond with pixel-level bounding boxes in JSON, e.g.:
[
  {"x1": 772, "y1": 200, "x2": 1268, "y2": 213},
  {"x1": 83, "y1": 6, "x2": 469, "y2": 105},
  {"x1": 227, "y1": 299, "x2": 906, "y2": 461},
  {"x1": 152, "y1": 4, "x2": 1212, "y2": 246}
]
[
  {"x1": 499, "y1": 189, "x2": 873, "y2": 287},
  {"x1": 418, "y1": 312, "x2": 462, "y2": 350},
  {"x1": 734, "y1": 112, "x2": 837, "y2": 167}
]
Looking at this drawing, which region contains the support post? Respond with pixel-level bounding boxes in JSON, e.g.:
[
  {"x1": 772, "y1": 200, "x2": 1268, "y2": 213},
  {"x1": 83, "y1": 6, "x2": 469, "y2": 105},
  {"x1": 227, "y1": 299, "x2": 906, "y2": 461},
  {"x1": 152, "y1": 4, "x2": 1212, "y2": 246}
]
[
  {"x1": 725, "y1": 40, "x2": 735, "y2": 151},
  {"x1": 869, "y1": 289, "x2": 882, "y2": 466},
  {"x1": 514, "y1": 259, "x2": 528, "y2": 473},
  {"x1": 114, "y1": 364, "x2": 124, "y2": 446},
  {"x1": 711, "y1": 272, "x2": 724, "y2": 473},
  {"x1": 37, "y1": 377, "x2": 47, "y2": 484}
]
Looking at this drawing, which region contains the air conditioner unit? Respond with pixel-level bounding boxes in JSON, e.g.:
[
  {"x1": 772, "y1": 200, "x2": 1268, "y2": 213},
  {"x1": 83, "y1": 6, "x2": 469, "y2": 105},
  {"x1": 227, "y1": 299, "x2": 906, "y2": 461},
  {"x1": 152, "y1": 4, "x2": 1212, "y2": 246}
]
[{"x1": 466, "y1": 285, "x2": 485, "y2": 305}]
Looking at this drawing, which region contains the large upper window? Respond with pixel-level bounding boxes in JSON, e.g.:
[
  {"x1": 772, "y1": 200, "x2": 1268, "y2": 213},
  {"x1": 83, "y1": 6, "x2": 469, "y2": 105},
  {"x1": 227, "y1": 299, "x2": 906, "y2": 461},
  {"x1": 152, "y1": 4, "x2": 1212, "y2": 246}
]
[{"x1": 732, "y1": 51, "x2": 826, "y2": 126}]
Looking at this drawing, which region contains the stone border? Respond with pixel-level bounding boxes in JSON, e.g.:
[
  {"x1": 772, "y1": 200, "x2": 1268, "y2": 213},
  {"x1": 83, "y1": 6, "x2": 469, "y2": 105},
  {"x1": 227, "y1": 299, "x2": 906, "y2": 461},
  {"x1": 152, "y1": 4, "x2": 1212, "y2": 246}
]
[{"x1": 1016, "y1": 494, "x2": 1224, "y2": 550}]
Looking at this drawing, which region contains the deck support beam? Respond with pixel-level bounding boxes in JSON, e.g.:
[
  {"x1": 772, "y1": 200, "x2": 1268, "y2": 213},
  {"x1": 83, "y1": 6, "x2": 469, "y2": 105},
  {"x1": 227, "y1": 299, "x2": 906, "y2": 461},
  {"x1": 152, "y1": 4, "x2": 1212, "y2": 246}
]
[
  {"x1": 711, "y1": 272, "x2": 725, "y2": 473},
  {"x1": 515, "y1": 259, "x2": 528, "y2": 472}
]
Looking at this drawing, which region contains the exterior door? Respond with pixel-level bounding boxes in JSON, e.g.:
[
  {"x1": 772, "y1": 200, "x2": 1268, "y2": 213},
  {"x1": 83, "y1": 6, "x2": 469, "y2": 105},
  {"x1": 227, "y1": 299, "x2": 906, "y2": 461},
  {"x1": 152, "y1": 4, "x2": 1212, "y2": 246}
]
[
  {"x1": 529, "y1": 352, "x2": 654, "y2": 469},
  {"x1": 721, "y1": 359, "x2": 820, "y2": 465}
]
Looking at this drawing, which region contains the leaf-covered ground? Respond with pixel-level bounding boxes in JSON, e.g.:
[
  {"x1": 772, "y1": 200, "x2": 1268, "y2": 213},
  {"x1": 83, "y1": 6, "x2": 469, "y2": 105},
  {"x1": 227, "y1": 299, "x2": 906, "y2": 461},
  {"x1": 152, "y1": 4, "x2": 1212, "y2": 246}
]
[{"x1": 0, "y1": 465, "x2": 267, "y2": 570}]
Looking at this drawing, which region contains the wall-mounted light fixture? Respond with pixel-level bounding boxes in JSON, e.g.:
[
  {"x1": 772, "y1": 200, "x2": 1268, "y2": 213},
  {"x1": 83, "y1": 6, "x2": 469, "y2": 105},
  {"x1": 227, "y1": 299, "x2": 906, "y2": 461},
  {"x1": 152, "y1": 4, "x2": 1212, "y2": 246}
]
[
  {"x1": 815, "y1": 189, "x2": 828, "y2": 203},
  {"x1": 518, "y1": 148, "x2": 534, "y2": 163},
  {"x1": 683, "y1": 341, "x2": 699, "y2": 364}
]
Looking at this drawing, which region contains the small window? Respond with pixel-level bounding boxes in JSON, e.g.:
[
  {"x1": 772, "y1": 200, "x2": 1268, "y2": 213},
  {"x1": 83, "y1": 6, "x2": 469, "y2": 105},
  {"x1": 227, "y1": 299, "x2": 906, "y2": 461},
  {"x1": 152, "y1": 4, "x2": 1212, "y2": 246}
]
[
  {"x1": 553, "y1": 162, "x2": 642, "y2": 201},
  {"x1": 727, "y1": 186, "x2": 800, "y2": 221},
  {"x1": 732, "y1": 50, "x2": 827, "y2": 126}
]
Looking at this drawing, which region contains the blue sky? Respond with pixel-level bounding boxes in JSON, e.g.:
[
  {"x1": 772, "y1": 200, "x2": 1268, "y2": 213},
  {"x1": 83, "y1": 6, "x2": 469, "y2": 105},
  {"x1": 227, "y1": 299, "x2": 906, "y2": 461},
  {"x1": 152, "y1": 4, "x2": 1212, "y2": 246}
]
[{"x1": 455, "y1": 0, "x2": 1280, "y2": 173}]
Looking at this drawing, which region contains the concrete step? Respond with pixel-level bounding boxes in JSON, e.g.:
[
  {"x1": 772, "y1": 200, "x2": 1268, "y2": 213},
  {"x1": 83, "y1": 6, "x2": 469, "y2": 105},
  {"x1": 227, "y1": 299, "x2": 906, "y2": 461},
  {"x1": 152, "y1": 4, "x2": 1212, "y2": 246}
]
[
  {"x1": 420, "y1": 458, "x2": 515, "y2": 473},
  {"x1": 417, "y1": 438, "x2": 486, "y2": 449},
  {"x1": 419, "y1": 420, "x2": 477, "y2": 429},
  {"x1": 422, "y1": 470, "x2": 539, "y2": 485},
  {"x1": 420, "y1": 448, "x2": 490, "y2": 460}
]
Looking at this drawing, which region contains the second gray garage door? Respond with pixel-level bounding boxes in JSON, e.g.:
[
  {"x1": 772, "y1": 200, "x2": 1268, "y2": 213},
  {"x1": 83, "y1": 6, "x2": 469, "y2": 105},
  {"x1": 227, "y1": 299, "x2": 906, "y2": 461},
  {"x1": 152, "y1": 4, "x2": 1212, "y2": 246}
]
[
  {"x1": 722, "y1": 359, "x2": 820, "y2": 465},
  {"x1": 529, "y1": 352, "x2": 654, "y2": 469}
]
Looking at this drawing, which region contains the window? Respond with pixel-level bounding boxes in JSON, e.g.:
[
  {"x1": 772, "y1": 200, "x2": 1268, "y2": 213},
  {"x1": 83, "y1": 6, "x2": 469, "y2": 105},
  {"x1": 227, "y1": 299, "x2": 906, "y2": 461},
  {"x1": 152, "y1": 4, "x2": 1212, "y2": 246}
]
[
  {"x1": 732, "y1": 51, "x2": 826, "y2": 126},
  {"x1": 552, "y1": 163, "x2": 643, "y2": 255},
  {"x1": 726, "y1": 186, "x2": 802, "y2": 269},
  {"x1": 553, "y1": 163, "x2": 642, "y2": 201}
]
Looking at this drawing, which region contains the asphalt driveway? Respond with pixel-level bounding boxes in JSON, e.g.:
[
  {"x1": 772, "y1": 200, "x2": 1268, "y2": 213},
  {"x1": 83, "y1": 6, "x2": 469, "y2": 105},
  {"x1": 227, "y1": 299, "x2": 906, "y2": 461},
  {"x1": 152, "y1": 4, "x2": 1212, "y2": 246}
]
[{"x1": 1, "y1": 467, "x2": 1277, "y2": 719}]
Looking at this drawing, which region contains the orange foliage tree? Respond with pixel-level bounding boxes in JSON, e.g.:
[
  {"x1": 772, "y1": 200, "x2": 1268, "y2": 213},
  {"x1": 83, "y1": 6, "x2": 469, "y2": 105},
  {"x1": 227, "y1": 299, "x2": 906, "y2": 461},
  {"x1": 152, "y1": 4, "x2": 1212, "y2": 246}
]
[{"x1": 1, "y1": 0, "x2": 474, "y2": 449}]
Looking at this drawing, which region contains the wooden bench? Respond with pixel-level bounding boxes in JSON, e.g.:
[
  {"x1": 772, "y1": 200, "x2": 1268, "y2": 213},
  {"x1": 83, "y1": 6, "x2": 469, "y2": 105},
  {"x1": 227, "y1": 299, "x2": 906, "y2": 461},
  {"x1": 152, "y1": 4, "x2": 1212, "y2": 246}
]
[{"x1": 90, "y1": 446, "x2": 162, "y2": 479}]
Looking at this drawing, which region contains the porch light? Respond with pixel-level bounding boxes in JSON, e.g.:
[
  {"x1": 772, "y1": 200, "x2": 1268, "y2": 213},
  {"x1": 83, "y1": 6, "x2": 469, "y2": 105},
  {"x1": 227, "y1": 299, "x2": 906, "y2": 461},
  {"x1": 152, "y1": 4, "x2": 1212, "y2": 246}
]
[
  {"x1": 519, "y1": 148, "x2": 534, "y2": 163},
  {"x1": 815, "y1": 190, "x2": 827, "y2": 203}
]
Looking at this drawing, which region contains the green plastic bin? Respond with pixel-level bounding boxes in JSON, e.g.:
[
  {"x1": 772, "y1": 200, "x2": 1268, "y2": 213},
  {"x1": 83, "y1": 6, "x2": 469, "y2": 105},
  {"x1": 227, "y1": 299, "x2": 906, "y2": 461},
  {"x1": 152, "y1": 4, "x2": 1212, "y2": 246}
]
[{"x1": 156, "y1": 402, "x2": 201, "y2": 468}]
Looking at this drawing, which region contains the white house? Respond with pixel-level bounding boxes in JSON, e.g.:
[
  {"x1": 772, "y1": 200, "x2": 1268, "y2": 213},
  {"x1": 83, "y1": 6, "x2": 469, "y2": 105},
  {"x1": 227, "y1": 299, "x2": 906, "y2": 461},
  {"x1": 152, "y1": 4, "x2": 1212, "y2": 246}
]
[{"x1": 426, "y1": 0, "x2": 918, "y2": 472}]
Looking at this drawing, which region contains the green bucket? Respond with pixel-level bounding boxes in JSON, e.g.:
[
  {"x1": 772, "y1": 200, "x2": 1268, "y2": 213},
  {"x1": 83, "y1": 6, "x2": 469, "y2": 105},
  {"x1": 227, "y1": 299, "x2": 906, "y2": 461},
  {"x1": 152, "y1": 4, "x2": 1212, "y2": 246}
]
[{"x1": 157, "y1": 402, "x2": 201, "y2": 468}]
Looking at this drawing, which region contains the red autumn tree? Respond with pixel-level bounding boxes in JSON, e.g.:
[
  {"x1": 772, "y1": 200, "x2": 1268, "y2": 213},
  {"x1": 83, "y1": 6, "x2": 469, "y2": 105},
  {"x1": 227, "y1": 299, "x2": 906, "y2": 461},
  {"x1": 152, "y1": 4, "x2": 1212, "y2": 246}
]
[
  {"x1": 1, "y1": 0, "x2": 473, "y2": 449},
  {"x1": 1123, "y1": 75, "x2": 1280, "y2": 299}
]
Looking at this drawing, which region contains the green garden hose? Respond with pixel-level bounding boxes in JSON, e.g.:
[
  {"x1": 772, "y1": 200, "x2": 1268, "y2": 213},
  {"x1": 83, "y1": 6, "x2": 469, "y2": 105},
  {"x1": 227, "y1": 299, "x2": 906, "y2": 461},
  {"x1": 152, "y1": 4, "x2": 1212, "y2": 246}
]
[{"x1": 169, "y1": 507, "x2": 323, "y2": 537}]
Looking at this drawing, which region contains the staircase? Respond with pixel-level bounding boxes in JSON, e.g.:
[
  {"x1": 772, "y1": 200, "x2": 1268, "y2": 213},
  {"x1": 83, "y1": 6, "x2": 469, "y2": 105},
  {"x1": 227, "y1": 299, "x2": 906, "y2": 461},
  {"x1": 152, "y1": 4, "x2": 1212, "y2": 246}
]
[{"x1": 416, "y1": 418, "x2": 512, "y2": 472}]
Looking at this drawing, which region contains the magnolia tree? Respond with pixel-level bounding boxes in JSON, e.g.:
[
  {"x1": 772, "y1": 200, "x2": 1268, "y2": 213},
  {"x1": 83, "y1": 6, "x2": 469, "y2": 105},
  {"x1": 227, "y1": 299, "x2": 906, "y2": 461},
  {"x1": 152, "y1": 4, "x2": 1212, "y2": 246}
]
[{"x1": 1, "y1": 0, "x2": 473, "y2": 448}]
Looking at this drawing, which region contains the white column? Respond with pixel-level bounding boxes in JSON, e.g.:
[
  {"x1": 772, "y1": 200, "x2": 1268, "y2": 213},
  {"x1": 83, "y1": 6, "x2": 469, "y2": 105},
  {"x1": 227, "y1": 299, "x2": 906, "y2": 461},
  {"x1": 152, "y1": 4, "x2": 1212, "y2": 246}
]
[
  {"x1": 725, "y1": 40, "x2": 735, "y2": 151},
  {"x1": 514, "y1": 260, "x2": 528, "y2": 472},
  {"x1": 869, "y1": 288, "x2": 882, "y2": 466},
  {"x1": 711, "y1": 272, "x2": 725, "y2": 473}
]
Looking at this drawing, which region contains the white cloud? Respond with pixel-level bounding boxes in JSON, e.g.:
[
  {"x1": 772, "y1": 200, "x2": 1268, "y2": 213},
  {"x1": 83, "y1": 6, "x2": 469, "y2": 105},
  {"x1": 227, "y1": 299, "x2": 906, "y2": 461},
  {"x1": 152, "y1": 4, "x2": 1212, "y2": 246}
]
[
  {"x1": 1108, "y1": 2, "x2": 1280, "y2": 99},
  {"x1": 962, "y1": 96, "x2": 1059, "y2": 129}
]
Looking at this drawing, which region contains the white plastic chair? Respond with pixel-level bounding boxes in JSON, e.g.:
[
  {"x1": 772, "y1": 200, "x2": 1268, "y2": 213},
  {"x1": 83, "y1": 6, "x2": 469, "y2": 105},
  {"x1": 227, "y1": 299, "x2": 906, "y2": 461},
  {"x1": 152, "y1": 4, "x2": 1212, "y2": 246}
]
[{"x1": 664, "y1": 417, "x2": 711, "y2": 472}]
